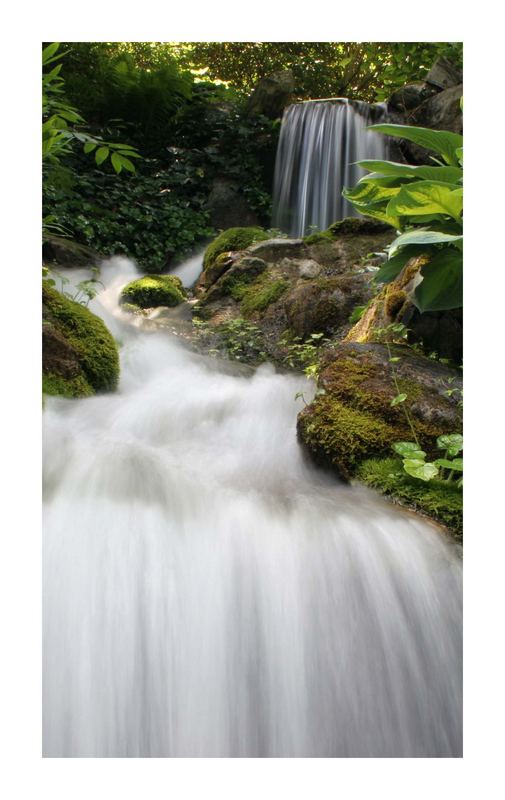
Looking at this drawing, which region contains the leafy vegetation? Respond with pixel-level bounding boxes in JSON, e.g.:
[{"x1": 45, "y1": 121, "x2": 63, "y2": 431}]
[{"x1": 344, "y1": 123, "x2": 463, "y2": 312}]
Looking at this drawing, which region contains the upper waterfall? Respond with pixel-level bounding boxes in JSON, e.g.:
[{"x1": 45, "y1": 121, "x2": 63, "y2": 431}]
[{"x1": 272, "y1": 99, "x2": 389, "y2": 237}]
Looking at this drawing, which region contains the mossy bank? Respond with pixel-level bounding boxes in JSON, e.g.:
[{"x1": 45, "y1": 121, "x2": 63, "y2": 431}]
[{"x1": 42, "y1": 282, "x2": 120, "y2": 398}]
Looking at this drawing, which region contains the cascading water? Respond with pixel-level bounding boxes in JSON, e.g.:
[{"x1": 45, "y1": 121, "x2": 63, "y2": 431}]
[
  {"x1": 43, "y1": 257, "x2": 462, "y2": 757},
  {"x1": 272, "y1": 99, "x2": 389, "y2": 237}
]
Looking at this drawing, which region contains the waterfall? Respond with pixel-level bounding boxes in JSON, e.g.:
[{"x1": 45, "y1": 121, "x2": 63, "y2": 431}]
[
  {"x1": 43, "y1": 257, "x2": 462, "y2": 757},
  {"x1": 272, "y1": 99, "x2": 389, "y2": 237}
]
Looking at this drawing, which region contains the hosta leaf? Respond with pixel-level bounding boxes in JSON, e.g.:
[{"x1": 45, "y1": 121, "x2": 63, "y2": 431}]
[
  {"x1": 368, "y1": 124, "x2": 463, "y2": 166},
  {"x1": 403, "y1": 459, "x2": 439, "y2": 481},
  {"x1": 392, "y1": 441, "x2": 426, "y2": 459},
  {"x1": 389, "y1": 229, "x2": 463, "y2": 253},
  {"x1": 387, "y1": 181, "x2": 463, "y2": 222},
  {"x1": 413, "y1": 248, "x2": 463, "y2": 312},
  {"x1": 357, "y1": 160, "x2": 462, "y2": 184}
]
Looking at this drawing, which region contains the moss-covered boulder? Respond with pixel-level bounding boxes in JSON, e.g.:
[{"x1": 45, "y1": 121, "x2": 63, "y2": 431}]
[
  {"x1": 356, "y1": 457, "x2": 463, "y2": 539},
  {"x1": 203, "y1": 227, "x2": 269, "y2": 270},
  {"x1": 42, "y1": 283, "x2": 119, "y2": 398},
  {"x1": 297, "y1": 341, "x2": 462, "y2": 479},
  {"x1": 120, "y1": 275, "x2": 186, "y2": 309}
]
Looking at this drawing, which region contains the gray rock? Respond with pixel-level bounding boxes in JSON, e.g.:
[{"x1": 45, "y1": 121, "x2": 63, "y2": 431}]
[
  {"x1": 205, "y1": 178, "x2": 260, "y2": 230},
  {"x1": 426, "y1": 57, "x2": 462, "y2": 90},
  {"x1": 247, "y1": 70, "x2": 296, "y2": 119},
  {"x1": 388, "y1": 82, "x2": 437, "y2": 112}
]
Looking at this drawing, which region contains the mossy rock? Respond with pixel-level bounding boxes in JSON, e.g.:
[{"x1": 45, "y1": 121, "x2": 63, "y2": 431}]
[
  {"x1": 356, "y1": 457, "x2": 463, "y2": 539},
  {"x1": 120, "y1": 275, "x2": 186, "y2": 309},
  {"x1": 42, "y1": 283, "x2": 119, "y2": 398},
  {"x1": 203, "y1": 227, "x2": 269, "y2": 270},
  {"x1": 297, "y1": 342, "x2": 462, "y2": 479}
]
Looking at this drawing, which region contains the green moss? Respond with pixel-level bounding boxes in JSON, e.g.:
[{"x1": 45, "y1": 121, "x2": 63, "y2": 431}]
[
  {"x1": 299, "y1": 397, "x2": 399, "y2": 476},
  {"x1": 43, "y1": 283, "x2": 120, "y2": 397},
  {"x1": 385, "y1": 289, "x2": 407, "y2": 317},
  {"x1": 203, "y1": 227, "x2": 269, "y2": 269},
  {"x1": 241, "y1": 278, "x2": 289, "y2": 316},
  {"x1": 303, "y1": 230, "x2": 333, "y2": 245},
  {"x1": 120, "y1": 275, "x2": 186, "y2": 309},
  {"x1": 356, "y1": 457, "x2": 463, "y2": 539},
  {"x1": 42, "y1": 371, "x2": 94, "y2": 399}
]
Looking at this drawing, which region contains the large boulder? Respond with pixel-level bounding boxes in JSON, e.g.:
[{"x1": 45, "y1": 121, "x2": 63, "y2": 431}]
[
  {"x1": 194, "y1": 218, "x2": 394, "y2": 360},
  {"x1": 43, "y1": 283, "x2": 119, "y2": 398},
  {"x1": 425, "y1": 56, "x2": 462, "y2": 90},
  {"x1": 205, "y1": 178, "x2": 260, "y2": 230},
  {"x1": 297, "y1": 341, "x2": 462, "y2": 480},
  {"x1": 43, "y1": 235, "x2": 101, "y2": 268},
  {"x1": 247, "y1": 70, "x2": 296, "y2": 119},
  {"x1": 388, "y1": 81, "x2": 437, "y2": 113}
]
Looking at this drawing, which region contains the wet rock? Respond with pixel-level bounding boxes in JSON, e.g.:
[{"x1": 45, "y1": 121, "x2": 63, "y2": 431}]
[
  {"x1": 284, "y1": 274, "x2": 373, "y2": 338},
  {"x1": 43, "y1": 235, "x2": 101, "y2": 268},
  {"x1": 388, "y1": 82, "x2": 437, "y2": 112}
]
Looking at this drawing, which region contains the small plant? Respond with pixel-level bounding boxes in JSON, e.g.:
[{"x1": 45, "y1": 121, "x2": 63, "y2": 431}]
[
  {"x1": 391, "y1": 434, "x2": 463, "y2": 486},
  {"x1": 42, "y1": 266, "x2": 103, "y2": 307},
  {"x1": 280, "y1": 332, "x2": 329, "y2": 376},
  {"x1": 193, "y1": 317, "x2": 267, "y2": 364}
]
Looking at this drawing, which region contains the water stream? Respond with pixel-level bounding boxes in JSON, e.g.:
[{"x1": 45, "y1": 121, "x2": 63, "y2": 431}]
[{"x1": 43, "y1": 257, "x2": 462, "y2": 757}]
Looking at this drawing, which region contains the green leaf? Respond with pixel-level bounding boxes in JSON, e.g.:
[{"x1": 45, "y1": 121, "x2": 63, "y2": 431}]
[
  {"x1": 403, "y1": 459, "x2": 439, "y2": 481},
  {"x1": 387, "y1": 181, "x2": 463, "y2": 222},
  {"x1": 390, "y1": 393, "x2": 407, "y2": 407},
  {"x1": 83, "y1": 142, "x2": 97, "y2": 154},
  {"x1": 95, "y1": 146, "x2": 110, "y2": 166},
  {"x1": 111, "y1": 152, "x2": 123, "y2": 174},
  {"x1": 357, "y1": 160, "x2": 462, "y2": 184},
  {"x1": 368, "y1": 124, "x2": 463, "y2": 166},
  {"x1": 390, "y1": 229, "x2": 463, "y2": 253},
  {"x1": 413, "y1": 248, "x2": 463, "y2": 312},
  {"x1": 436, "y1": 434, "x2": 463, "y2": 456},
  {"x1": 392, "y1": 441, "x2": 426, "y2": 459},
  {"x1": 434, "y1": 458, "x2": 464, "y2": 471}
]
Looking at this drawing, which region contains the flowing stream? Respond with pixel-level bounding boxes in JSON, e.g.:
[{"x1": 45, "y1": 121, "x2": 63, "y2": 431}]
[
  {"x1": 272, "y1": 99, "x2": 389, "y2": 237},
  {"x1": 43, "y1": 257, "x2": 462, "y2": 757}
]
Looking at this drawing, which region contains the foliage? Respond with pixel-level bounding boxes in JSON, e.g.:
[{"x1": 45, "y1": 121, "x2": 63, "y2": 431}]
[
  {"x1": 280, "y1": 332, "x2": 329, "y2": 377},
  {"x1": 120, "y1": 275, "x2": 186, "y2": 309},
  {"x1": 344, "y1": 123, "x2": 463, "y2": 312},
  {"x1": 356, "y1": 457, "x2": 463, "y2": 538},
  {"x1": 192, "y1": 317, "x2": 267, "y2": 364},
  {"x1": 391, "y1": 434, "x2": 463, "y2": 486},
  {"x1": 203, "y1": 227, "x2": 269, "y2": 269},
  {"x1": 43, "y1": 265, "x2": 103, "y2": 307},
  {"x1": 180, "y1": 42, "x2": 462, "y2": 102},
  {"x1": 43, "y1": 157, "x2": 214, "y2": 271}
]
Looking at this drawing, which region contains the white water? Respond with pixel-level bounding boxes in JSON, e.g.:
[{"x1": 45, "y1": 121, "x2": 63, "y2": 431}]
[
  {"x1": 272, "y1": 100, "x2": 389, "y2": 237},
  {"x1": 43, "y1": 257, "x2": 462, "y2": 757}
]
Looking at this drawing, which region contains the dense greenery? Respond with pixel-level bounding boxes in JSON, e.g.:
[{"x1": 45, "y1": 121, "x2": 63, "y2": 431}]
[
  {"x1": 344, "y1": 123, "x2": 463, "y2": 312},
  {"x1": 176, "y1": 42, "x2": 462, "y2": 102}
]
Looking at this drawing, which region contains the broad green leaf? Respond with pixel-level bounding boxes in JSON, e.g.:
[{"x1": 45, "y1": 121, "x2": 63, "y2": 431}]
[
  {"x1": 368, "y1": 123, "x2": 463, "y2": 166},
  {"x1": 357, "y1": 160, "x2": 462, "y2": 184},
  {"x1": 42, "y1": 42, "x2": 60, "y2": 64},
  {"x1": 391, "y1": 393, "x2": 407, "y2": 407},
  {"x1": 392, "y1": 441, "x2": 426, "y2": 459},
  {"x1": 83, "y1": 142, "x2": 96, "y2": 154},
  {"x1": 390, "y1": 229, "x2": 463, "y2": 253},
  {"x1": 387, "y1": 181, "x2": 463, "y2": 222},
  {"x1": 434, "y1": 458, "x2": 464, "y2": 471},
  {"x1": 95, "y1": 146, "x2": 110, "y2": 166},
  {"x1": 413, "y1": 248, "x2": 463, "y2": 312},
  {"x1": 403, "y1": 459, "x2": 439, "y2": 481},
  {"x1": 343, "y1": 180, "x2": 401, "y2": 206},
  {"x1": 436, "y1": 433, "x2": 463, "y2": 455}
]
